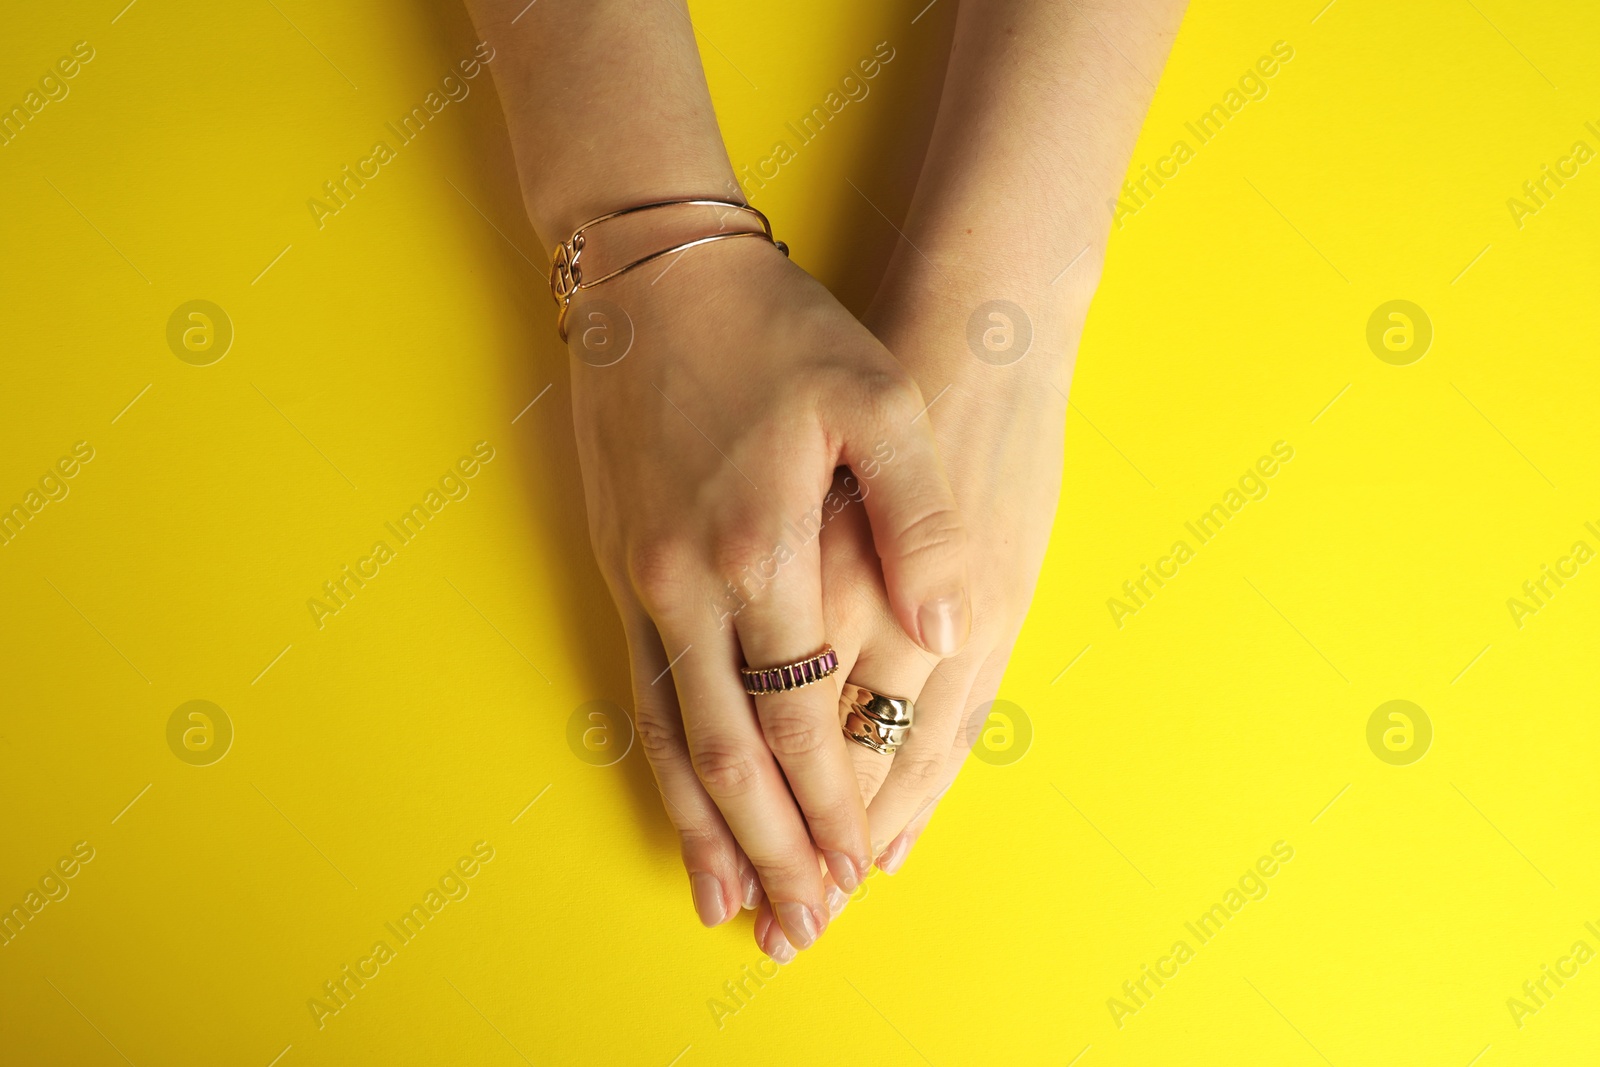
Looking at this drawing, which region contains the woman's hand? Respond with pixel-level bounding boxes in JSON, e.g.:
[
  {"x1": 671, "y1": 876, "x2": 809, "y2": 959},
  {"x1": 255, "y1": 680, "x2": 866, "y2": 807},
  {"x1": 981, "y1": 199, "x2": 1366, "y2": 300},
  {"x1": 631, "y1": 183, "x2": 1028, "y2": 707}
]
[
  {"x1": 460, "y1": 0, "x2": 976, "y2": 953},
  {"x1": 568, "y1": 234, "x2": 971, "y2": 952},
  {"x1": 738, "y1": 0, "x2": 1186, "y2": 957},
  {"x1": 464, "y1": 0, "x2": 1184, "y2": 962},
  {"x1": 746, "y1": 276, "x2": 1087, "y2": 960},
  {"x1": 856, "y1": 275, "x2": 1085, "y2": 874}
]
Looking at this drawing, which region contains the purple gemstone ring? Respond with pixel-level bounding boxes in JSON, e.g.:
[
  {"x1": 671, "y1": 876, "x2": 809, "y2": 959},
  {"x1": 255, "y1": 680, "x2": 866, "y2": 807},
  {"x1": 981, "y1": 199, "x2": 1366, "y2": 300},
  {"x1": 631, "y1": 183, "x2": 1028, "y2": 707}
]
[{"x1": 740, "y1": 644, "x2": 838, "y2": 696}]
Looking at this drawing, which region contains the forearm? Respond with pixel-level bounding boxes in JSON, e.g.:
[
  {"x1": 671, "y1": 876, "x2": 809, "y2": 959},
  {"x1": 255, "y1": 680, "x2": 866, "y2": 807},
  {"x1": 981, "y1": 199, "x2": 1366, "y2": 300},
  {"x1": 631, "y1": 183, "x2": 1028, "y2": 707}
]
[
  {"x1": 884, "y1": 0, "x2": 1187, "y2": 306},
  {"x1": 463, "y1": 0, "x2": 739, "y2": 248}
]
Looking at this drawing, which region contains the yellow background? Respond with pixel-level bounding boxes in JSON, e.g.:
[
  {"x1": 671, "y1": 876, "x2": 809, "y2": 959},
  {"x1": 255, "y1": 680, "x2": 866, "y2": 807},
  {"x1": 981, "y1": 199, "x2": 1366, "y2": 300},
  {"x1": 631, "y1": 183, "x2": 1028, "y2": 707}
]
[{"x1": 3, "y1": 0, "x2": 1598, "y2": 1063}]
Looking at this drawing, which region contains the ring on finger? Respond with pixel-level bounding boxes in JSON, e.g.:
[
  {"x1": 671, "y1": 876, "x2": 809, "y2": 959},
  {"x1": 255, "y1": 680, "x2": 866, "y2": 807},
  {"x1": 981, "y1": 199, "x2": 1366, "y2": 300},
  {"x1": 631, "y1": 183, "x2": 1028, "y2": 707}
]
[
  {"x1": 740, "y1": 644, "x2": 839, "y2": 695},
  {"x1": 840, "y1": 683, "x2": 914, "y2": 755}
]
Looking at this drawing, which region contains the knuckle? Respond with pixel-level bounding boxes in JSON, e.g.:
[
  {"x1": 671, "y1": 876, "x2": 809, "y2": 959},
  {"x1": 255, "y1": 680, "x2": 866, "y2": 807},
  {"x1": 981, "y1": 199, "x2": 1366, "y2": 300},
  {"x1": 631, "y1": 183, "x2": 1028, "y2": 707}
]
[
  {"x1": 692, "y1": 739, "x2": 765, "y2": 799},
  {"x1": 892, "y1": 752, "x2": 947, "y2": 795},
  {"x1": 626, "y1": 537, "x2": 697, "y2": 610},
  {"x1": 758, "y1": 701, "x2": 830, "y2": 761},
  {"x1": 890, "y1": 503, "x2": 967, "y2": 565},
  {"x1": 854, "y1": 760, "x2": 891, "y2": 805},
  {"x1": 676, "y1": 819, "x2": 726, "y2": 859},
  {"x1": 864, "y1": 371, "x2": 924, "y2": 427},
  {"x1": 635, "y1": 708, "x2": 686, "y2": 765},
  {"x1": 751, "y1": 855, "x2": 818, "y2": 891}
]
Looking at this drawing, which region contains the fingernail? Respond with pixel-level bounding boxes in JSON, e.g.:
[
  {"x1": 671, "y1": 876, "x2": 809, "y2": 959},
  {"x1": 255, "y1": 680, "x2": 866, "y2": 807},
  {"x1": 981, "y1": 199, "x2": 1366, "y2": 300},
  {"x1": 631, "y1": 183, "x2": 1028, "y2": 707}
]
[
  {"x1": 689, "y1": 872, "x2": 726, "y2": 927},
  {"x1": 765, "y1": 930, "x2": 797, "y2": 964},
  {"x1": 918, "y1": 592, "x2": 970, "y2": 656},
  {"x1": 823, "y1": 850, "x2": 862, "y2": 894},
  {"x1": 773, "y1": 900, "x2": 820, "y2": 950},
  {"x1": 876, "y1": 833, "x2": 913, "y2": 875},
  {"x1": 740, "y1": 868, "x2": 763, "y2": 911},
  {"x1": 825, "y1": 884, "x2": 849, "y2": 918}
]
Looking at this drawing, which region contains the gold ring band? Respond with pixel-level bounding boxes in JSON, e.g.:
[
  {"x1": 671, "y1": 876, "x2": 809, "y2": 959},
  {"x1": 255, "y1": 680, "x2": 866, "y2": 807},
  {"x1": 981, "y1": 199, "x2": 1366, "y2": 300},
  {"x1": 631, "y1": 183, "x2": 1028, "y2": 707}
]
[{"x1": 741, "y1": 644, "x2": 838, "y2": 696}]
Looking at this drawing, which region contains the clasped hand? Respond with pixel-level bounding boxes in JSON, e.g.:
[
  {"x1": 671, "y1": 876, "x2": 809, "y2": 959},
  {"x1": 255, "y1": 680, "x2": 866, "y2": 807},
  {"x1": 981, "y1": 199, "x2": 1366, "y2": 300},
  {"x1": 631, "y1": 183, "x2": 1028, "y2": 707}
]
[{"x1": 570, "y1": 234, "x2": 1073, "y2": 961}]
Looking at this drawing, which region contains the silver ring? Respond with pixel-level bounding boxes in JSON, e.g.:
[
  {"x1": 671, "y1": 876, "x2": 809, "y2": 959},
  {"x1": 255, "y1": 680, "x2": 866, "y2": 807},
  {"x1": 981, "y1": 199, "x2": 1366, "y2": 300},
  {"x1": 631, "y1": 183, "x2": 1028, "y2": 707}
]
[{"x1": 840, "y1": 683, "x2": 914, "y2": 755}]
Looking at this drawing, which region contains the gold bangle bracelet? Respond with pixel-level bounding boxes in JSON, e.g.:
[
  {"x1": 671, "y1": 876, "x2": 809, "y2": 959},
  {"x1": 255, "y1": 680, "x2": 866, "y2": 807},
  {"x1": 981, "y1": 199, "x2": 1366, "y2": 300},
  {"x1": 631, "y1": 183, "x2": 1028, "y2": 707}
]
[{"x1": 548, "y1": 198, "x2": 789, "y2": 342}]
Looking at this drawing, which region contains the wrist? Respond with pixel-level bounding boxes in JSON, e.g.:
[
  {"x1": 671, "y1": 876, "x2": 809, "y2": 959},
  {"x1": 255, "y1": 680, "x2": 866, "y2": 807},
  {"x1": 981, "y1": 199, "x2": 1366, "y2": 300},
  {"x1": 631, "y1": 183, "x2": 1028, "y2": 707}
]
[
  {"x1": 565, "y1": 231, "x2": 797, "y2": 358},
  {"x1": 866, "y1": 241, "x2": 1093, "y2": 392},
  {"x1": 530, "y1": 169, "x2": 745, "y2": 255},
  {"x1": 554, "y1": 197, "x2": 784, "y2": 344},
  {"x1": 572, "y1": 200, "x2": 770, "y2": 271},
  {"x1": 899, "y1": 208, "x2": 1106, "y2": 301}
]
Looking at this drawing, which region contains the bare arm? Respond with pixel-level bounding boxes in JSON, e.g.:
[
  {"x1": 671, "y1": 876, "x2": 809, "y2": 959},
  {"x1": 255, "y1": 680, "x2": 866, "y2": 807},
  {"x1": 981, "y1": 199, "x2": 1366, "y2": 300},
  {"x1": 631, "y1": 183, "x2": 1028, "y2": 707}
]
[
  {"x1": 882, "y1": 0, "x2": 1185, "y2": 325},
  {"x1": 467, "y1": 1, "x2": 738, "y2": 246},
  {"x1": 810, "y1": 0, "x2": 1189, "y2": 913}
]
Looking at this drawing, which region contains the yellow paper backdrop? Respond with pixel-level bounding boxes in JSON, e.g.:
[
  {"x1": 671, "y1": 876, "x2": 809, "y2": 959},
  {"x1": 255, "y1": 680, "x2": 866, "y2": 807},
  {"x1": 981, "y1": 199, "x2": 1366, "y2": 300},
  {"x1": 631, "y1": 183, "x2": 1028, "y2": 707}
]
[{"x1": 3, "y1": 1, "x2": 1597, "y2": 1064}]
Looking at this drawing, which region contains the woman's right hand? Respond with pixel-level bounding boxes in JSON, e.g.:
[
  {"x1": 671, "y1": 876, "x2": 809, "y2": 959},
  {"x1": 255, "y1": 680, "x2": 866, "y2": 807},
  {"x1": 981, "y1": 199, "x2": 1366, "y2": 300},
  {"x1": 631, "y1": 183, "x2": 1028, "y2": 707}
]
[{"x1": 566, "y1": 233, "x2": 971, "y2": 954}]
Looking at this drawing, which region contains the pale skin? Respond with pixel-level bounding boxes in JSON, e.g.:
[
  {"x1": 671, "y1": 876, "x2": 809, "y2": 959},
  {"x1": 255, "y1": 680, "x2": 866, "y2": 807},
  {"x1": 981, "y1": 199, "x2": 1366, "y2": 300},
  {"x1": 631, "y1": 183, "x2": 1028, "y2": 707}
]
[{"x1": 462, "y1": 0, "x2": 1186, "y2": 960}]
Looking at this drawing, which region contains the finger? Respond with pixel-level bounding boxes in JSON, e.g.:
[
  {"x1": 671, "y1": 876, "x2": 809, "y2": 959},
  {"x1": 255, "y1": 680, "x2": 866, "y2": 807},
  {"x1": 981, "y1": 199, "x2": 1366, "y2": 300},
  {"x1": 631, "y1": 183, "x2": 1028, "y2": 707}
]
[
  {"x1": 866, "y1": 652, "x2": 984, "y2": 864},
  {"x1": 752, "y1": 898, "x2": 796, "y2": 964},
  {"x1": 652, "y1": 610, "x2": 830, "y2": 950},
  {"x1": 959, "y1": 644, "x2": 1015, "y2": 742},
  {"x1": 818, "y1": 486, "x2": 935, "y2": 808},
  {"x1": 832, "y1": 375, "x2": 971, "y2": 657},
  {"x1": 823, "y1": 872, "x2": 851, "y2": 920},
  {"x1": 754, "y1": 855, "x2": 847, "y2": 962},
  {"x1": 621, "y1": 611, "x2": 752, "y2": 926},
  {"x1": 841, "y1": 677, "x2": 895, "y2": 806},
  {"x1": 881, "y1": 646, "x2": 1013, "y2": 875},
  {"x1": 877, "y1": 782, "x2": 946, "y2": 876},
  {"x1": 733, "y1": 542, "x2": 871, "y2": 894},
  {"x1": 838, "y1": 622, "x2": 936, "y2": 812}
]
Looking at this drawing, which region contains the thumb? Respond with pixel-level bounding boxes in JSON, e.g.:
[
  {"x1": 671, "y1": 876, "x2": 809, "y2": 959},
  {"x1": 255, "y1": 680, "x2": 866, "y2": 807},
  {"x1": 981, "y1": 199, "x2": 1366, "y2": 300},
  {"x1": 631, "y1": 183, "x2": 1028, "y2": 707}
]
[{"x1": 836, "y1": 381, "x2": 971, "y2": 656}]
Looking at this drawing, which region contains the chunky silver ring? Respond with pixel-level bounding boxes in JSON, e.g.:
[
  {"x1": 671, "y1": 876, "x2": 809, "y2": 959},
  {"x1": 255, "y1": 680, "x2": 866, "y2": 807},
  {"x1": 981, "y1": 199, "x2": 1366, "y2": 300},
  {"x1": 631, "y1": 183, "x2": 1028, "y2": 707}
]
[{"x1": 840, "y1": 683, "x2": 914, "y2": 755}]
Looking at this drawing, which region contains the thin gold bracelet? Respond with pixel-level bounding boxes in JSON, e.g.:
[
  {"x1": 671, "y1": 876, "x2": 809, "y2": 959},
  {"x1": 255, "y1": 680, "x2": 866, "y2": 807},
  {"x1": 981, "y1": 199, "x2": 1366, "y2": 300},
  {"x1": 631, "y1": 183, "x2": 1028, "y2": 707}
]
[{"x1": 548, "y1": 198, "x2": 789, "y2": 342}]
